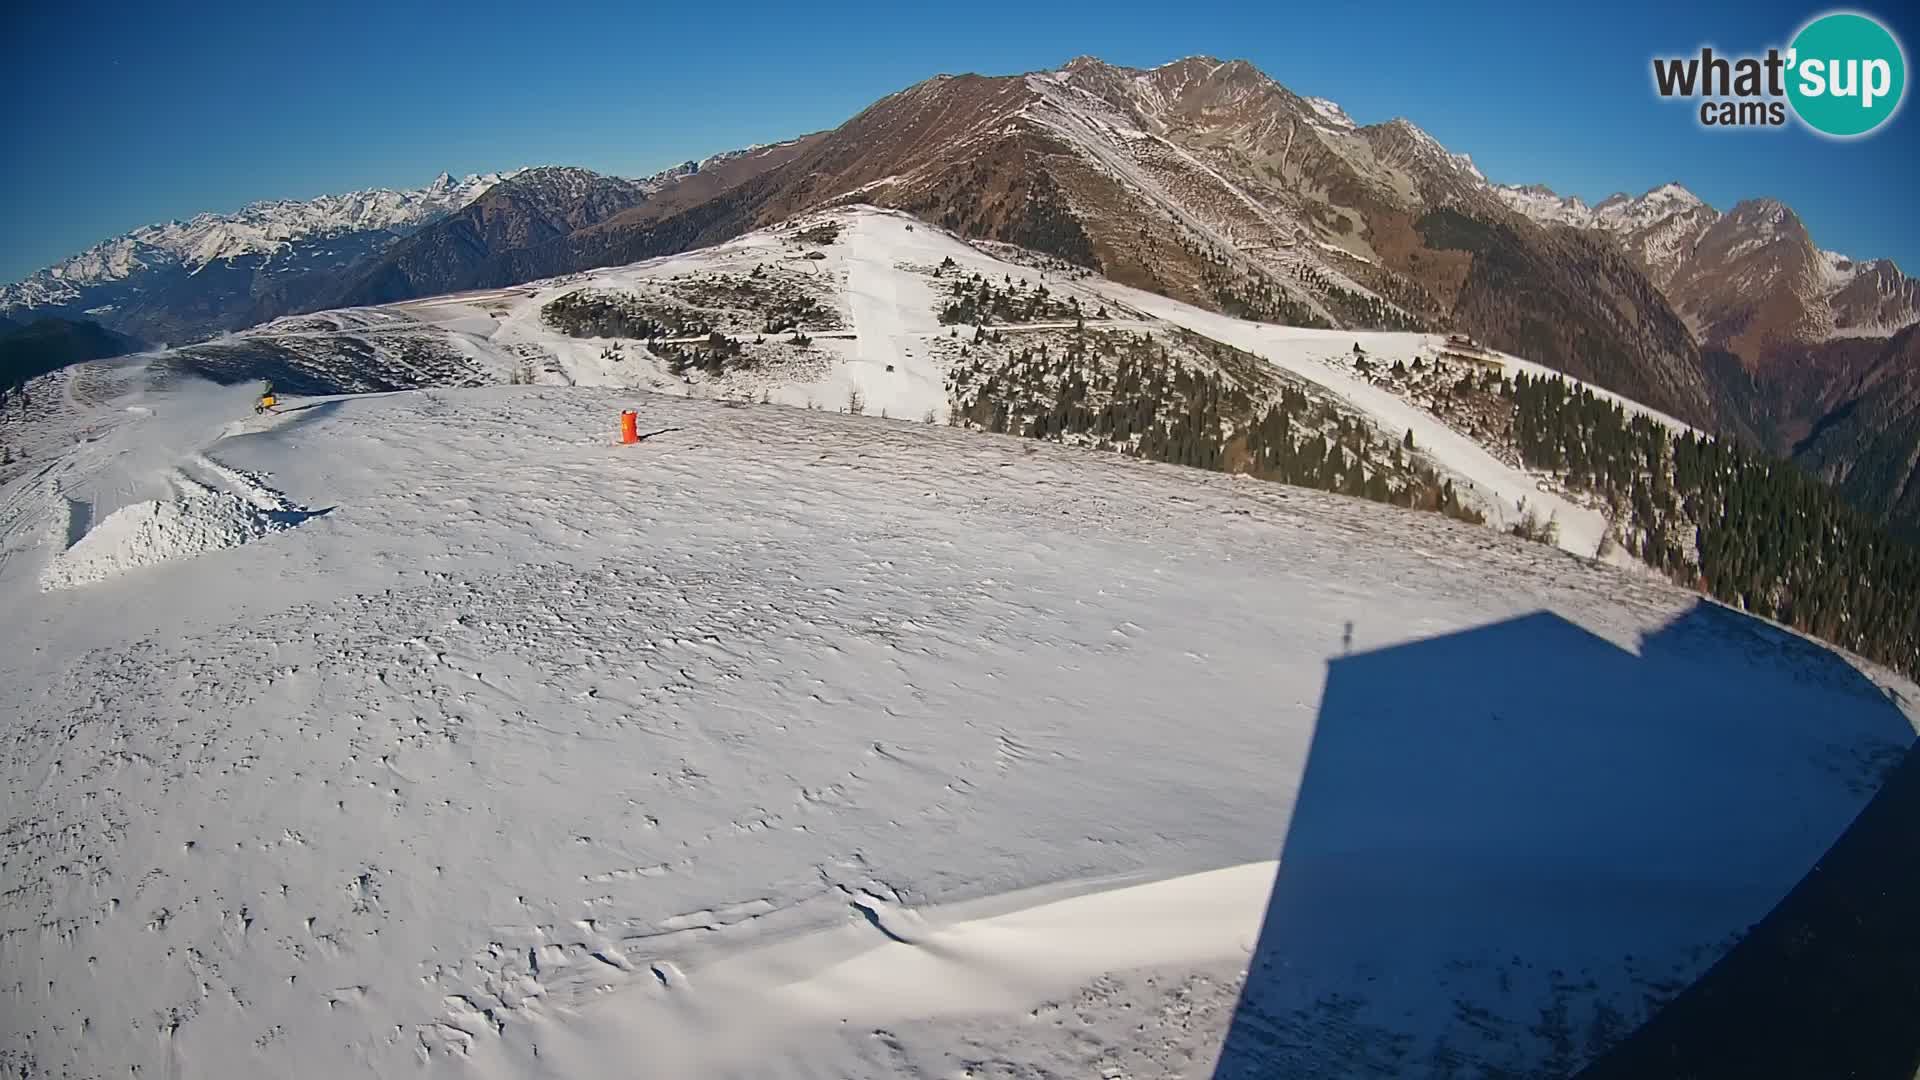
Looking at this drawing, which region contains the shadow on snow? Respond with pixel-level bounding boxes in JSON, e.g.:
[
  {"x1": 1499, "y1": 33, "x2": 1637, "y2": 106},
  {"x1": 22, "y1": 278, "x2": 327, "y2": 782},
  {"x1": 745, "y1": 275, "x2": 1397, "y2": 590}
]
[{"x1": 1212, "y1": 599, "x2": 1915, "y2": 1079}]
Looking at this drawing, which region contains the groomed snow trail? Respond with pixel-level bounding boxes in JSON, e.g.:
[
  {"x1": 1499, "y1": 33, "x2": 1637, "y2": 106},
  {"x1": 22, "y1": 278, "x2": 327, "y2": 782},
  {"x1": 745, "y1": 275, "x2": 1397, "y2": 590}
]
[
  {"x1": 841, "y1": 213, "x2": 948, "y2": 421},
  {"x1": 1083, "y1": 278, "x2": 1621, "y2": 559},
  {"x1": 1, "y1": 387, "x2": 1913, "y2": 1078}
]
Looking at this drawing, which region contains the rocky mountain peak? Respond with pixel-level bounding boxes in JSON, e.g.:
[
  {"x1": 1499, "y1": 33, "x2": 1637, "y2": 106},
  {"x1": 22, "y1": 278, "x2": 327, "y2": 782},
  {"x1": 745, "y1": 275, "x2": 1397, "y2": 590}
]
[{"x1": 1059, "y1": 54, "x2": 1114, "y2": 76}]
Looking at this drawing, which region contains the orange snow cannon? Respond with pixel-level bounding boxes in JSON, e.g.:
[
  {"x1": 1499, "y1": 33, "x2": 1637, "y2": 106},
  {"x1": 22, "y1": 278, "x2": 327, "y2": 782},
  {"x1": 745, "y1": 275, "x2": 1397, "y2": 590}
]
[{"x1": 620, "y1": 410, "x2": 639, "y2": 444}]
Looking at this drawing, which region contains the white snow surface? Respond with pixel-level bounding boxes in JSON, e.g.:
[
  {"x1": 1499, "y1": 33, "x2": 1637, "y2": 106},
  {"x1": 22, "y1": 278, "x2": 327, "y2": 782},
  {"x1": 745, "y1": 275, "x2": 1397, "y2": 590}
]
[
  {"x1": 43, "y1": 485, "x2": 286, "y2": 590},
  {"x1": 1, "y1": 367, "x2": 1916, "y2": 1078}
]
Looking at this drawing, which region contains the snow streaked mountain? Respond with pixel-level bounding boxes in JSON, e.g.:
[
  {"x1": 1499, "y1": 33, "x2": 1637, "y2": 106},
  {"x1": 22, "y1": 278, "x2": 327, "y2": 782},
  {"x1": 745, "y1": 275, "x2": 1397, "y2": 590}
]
[
  {"x1": 0, "y1": 57, "x2": 1729, "y2": 433},
  {"x1": 1495, "y1": 180, "x2": 1920, "y2": 342},
  {"x1": 1, "y1": 172, "x2": 512, "y2": 310},
  {"x1": 1302, "y1": 95, "x2": 1357, "y2": 130},
  {"x1": 1593, "y1": 182, "x2": 1707, "y2": 233},
  {"x1": 541, "y1": 54, "x2": 1714, "y2": 434},
  {"x1": 0, "y1": 150, "x2": 797, "y2": 347},
  {"x1": 7, "y1": 54, "x2": 1911, "y2": 530},
  {"x1": 1493, "y1": 183, "x2": 1595, "y2": 228},
  {"x1": 1495, "y1": 181, "x2": 1720, "y2": 290}
]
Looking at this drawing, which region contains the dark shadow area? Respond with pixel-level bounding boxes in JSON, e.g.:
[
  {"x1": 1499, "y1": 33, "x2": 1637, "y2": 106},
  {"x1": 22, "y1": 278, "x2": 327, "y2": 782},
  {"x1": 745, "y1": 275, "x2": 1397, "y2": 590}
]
[
  {"x1": 1572, "y1": 741, "x2": 1920, "y2": 1080},
  {"x1": 63, "y1": 496, "x2": 93, "y2": 549},
  {"x1": 246, "y1": 398, "x2": 346, "y2": 437},
  {"x1": 265, "y1": 505, "x2": 336, "y2": 527},
  {"x1": 1213, "y1": 599, "x2": 1915, "y2": 1079}
]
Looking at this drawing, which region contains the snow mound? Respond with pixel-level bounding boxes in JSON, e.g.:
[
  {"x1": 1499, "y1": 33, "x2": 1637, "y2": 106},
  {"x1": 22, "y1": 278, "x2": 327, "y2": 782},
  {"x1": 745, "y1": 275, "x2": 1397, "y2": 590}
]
[{"x1": 42, "y1": 487, "x2": 299, "y2": 589}]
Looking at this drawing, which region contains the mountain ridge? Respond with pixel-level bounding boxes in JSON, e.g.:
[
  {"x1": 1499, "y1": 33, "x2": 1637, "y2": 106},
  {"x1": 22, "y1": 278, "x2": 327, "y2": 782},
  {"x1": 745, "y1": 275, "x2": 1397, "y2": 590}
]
[
  {"x1": 0, "y1": 148, "x2": 801, "y2": 345},
  {"x1": 1494, "y1": 179, "x2": 1919, "y2": 343}
]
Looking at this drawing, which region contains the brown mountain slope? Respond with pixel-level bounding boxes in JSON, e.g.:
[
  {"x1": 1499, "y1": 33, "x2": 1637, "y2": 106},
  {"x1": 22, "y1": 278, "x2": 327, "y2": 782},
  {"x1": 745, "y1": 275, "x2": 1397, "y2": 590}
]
[
  {"x1": 331, "y1": 144, "x2": 816, "y2": 307},
  {"x1": 1792, "y1": 325, "x2": 1920, "y2": 539},
  {"x1": 339, "y1": 56, "x2": 1725, "y2": 434}
]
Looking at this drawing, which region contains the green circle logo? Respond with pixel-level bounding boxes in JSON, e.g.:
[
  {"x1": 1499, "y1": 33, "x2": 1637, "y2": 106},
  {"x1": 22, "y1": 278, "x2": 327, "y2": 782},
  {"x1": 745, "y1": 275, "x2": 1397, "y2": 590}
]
[{"x1": 1787, "y1": 12, "x2": 1906, "y2": 137}]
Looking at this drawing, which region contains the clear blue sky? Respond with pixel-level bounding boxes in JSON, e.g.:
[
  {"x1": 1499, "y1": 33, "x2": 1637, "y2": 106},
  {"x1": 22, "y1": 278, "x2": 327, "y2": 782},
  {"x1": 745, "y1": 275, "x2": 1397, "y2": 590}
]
[{"x1": 3, "y1": 0, "x2": 1913, "y2": 282}]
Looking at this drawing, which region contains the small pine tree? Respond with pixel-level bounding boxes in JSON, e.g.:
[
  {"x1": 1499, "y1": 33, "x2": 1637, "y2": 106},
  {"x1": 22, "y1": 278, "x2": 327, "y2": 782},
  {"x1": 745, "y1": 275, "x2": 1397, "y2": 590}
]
[{"x1": 1402, "y1": 429, "x2": 1415, "y2": 451}]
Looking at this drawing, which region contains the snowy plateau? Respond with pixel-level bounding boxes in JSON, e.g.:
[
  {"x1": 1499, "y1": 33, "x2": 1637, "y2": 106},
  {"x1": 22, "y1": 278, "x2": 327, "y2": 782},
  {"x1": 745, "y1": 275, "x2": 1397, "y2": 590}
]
[{"x1": 2, "y1": 208, "x2": 1916, "y2": 1079}]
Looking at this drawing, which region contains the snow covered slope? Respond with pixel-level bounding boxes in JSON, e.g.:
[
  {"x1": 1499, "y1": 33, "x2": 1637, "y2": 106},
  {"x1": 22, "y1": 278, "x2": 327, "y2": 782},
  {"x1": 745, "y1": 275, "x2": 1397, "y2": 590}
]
[
  {"x1": 101, "y1": 206, "x2": 1698, "y2": 565},
  {"x1": 1072, "y1": 277, "x2": 1692, "y2": 560},
  {"x1": 1, "y1": 377, "x2": 1913, "y2": 1079}
]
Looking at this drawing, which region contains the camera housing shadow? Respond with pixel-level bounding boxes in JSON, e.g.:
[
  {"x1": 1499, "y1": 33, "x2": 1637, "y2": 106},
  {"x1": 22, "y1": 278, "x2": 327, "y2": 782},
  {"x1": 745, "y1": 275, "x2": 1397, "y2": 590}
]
[
  {"x1": 1572, "y1": 742, "x2": 1920, "y2": 1079},
  {"x1": 1212, "y1": 599, "x2": 1915, "y2": 1078}
]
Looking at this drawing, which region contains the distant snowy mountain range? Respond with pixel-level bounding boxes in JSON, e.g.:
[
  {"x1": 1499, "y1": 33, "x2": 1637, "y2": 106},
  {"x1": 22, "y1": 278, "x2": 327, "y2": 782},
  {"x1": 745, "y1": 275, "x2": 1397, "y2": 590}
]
[
  {"x1": 0, "y1": 149, "x2": 777, "y2": 345},
  {"x1": 1, "y1": 172, "x2": 510, "y2": 312}
]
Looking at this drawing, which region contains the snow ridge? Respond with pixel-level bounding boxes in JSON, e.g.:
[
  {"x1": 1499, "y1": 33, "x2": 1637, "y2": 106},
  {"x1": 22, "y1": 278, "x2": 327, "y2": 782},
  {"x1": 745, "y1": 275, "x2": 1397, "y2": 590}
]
[
  {"x1": 1497, "y1": 181, "x2": 1712, "y2": 237},
  {"x1": 1493, "y1": 183, "x2": 1597, "y2": 229},
  {"x1": 1494, "y1": 180, "x2": 1912, "y2": 327},
  {"x1": 1303, "y1": 96, "x2": 1356, "y2": 130}
]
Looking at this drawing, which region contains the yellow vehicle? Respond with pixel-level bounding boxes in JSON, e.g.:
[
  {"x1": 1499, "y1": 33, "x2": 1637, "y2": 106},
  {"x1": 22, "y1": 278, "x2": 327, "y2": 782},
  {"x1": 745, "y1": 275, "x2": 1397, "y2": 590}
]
[{"x1": 255, "y1": 383, "x2": 278, "y2": 414}]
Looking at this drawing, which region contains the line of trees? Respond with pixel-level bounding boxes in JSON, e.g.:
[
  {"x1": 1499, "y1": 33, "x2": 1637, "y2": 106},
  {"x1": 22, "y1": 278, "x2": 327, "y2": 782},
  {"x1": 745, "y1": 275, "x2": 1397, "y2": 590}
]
[
  {"x1": 1507, "y1": 371, "x2": 1920, "y2": 679},
  {"x1": 938, "y1": 273, "x2": 1082, "y2": 326},
  {"x1": 541, "y1": 290, "x2": 679, "y2": 340},
  {"x1": 947, "y1": 328, "x2": 1482, "y2": 525},
  {"x1": 1202, "y1": 268, "x2": 1331, "y2": 329}
]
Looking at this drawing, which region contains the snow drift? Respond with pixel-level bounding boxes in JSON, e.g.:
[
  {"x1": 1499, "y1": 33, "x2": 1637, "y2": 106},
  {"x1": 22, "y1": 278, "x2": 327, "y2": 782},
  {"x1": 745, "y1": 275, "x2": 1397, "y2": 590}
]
[{"x1": 43, "y1": 485, "x2": 300, "y2": 589}]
